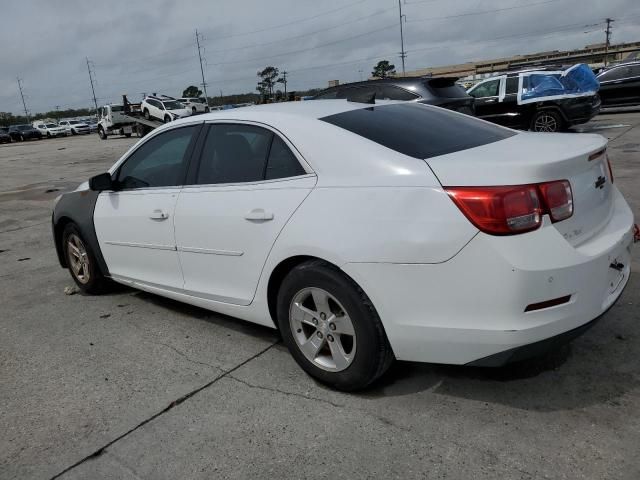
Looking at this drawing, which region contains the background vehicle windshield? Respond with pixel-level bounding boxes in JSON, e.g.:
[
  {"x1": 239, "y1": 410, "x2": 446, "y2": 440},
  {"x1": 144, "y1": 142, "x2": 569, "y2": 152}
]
[
  {"x1": 68, "y1": 120, "x2": 80, "y2": 125},
  {"x1": 163, "y1": 101, "x2": 183, "y2": 110},
  {"x1": 46, "y1": 124, "x2": 57, "y2": 128}
]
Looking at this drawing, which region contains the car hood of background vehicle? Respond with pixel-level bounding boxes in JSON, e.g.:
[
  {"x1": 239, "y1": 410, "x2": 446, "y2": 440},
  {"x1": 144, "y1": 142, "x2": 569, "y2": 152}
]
[{"x1": 425, "y1": 131, "x2": 606, "y2": 186}]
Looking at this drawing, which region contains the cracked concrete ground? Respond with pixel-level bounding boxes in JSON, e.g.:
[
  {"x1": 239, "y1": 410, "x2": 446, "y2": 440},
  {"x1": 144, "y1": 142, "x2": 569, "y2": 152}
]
[{"x1": 1, "y1": 113, "x2": 639, "y2": 479}]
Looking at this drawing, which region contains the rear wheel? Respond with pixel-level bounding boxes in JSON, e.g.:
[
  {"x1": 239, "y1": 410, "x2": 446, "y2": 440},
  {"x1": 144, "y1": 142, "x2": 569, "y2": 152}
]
[
  {"x1": 531, "y1": 110, "x2": 563, "y2": 133},
  {"x1": 277, "y1": 260, "x2": 394, "y2": 391},
  {"x1": 62, "y1": 223, "x2": 110, "y2": 294}
]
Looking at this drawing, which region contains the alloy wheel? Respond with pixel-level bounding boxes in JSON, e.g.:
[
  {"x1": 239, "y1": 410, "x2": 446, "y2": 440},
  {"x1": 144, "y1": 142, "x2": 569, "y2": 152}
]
[
  {"x1": 67, "y1": 234, "x2": 91, "y2": 284},
  {"x1": 289, "y1": 287, "x2": 356, "y2": 372},
  {"x1": 534, "y1": 113, "x2": 558, "y2": 132}
]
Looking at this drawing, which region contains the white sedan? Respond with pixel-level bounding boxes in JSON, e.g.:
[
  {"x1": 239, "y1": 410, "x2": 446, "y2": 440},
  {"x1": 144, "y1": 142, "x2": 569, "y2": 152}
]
[{"x1": 51, "y1": 100, "x2": 635, "y2": 391}]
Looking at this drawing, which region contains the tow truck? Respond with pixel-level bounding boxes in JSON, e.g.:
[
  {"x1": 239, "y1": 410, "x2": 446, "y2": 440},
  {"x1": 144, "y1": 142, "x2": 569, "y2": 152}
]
[{"x1": 97, "y1": 95, "x2": 162, "y2": 140}]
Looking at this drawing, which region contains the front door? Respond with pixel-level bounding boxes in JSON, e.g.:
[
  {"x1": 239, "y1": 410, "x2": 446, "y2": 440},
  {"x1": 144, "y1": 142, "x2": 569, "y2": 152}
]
[
  {"x1": 94, "y1": 124, "x2": 201, "y2": 289},
  {"x1": 174, "y1": 122, "x2": 315, "y2": 305},
  {"x1": 469, "y1": 78, "x2": 503, "y2": 122}
]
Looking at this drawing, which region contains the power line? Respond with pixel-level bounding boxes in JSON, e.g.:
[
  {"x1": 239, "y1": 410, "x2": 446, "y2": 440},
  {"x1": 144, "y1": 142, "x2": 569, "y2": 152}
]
[
  {"x1": 409, "y1": 0, "x2": 559, "y2": 22},
  {"x1": 203, "y1": 0, "x2": 369, "y2": 41}
]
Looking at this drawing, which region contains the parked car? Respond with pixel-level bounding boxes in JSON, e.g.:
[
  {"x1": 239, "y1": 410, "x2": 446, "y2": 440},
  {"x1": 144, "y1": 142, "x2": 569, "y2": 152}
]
[
  {"x1": 141, "y1": 95, "x2": 191, "y2": 123},
  {"x1": 313, "y1": 77, "x2": 475, "y2": 115},
  {"x1": 0, "y1": 127, "x2": 11, "y2": 144},
  {"x1": 468, "y1": 68, "x2": 600, "y2": 132},
  {"x1": 8, "y1": 124, "x2": 43, "y2": 141},
  {"x1": 596, "y1": 61, "x2": 640, "y2": 107},
  {"x1": 32, "y1": 121, "x2": 67, "y2": 138},
  {"x1": 52, "y1": 100, "x2": 635, "y2": 391},
  {"x1": 177, "y1": 97, "x2": 210, "y2": 115},
  {"x1": 79, "y1": 118, "x2": 99, "y2": 133},
  {"x1": 58, "y1": 120, "x2": 90, "y2": 135}
]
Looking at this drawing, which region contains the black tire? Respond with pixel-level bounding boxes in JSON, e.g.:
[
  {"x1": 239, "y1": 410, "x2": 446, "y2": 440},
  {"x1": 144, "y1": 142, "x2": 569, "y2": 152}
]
[
  {"x1": 98, "y1": 127, "x2": 107, "y2": 140},
  {"x1": 276, "y1": 260, "x2": 394, "y2": 391},
  {"x1": 205, "y1": 106, "x2": 210, "y2": 113},
  {"x1": 192, "y1": 107, "x2": 197, "y2": 114},
  {"x1": 71, "y1": 129, "x2": 77, "y2": 136},
  {"x1": 144, "y1": 108, "x2": 150, "y2": 120},
  {"x1": 47, "y1": 132, "x2": 51, "y2": 138},
  {"x1": 124, "y1": 133, "x2": 132, "y2": 137},
  {"x1": 531, "y1": 110, "x2": 564, "y2": 133},
  {"x1": 164, "y1": 115, "x2": 171, "y2": 123},
  {"x1": 62, "y1": 223, "x2": 110, "y2": 294},
  {"x1": 19, "y1": 135, "x2": 24, "y2": 142}
]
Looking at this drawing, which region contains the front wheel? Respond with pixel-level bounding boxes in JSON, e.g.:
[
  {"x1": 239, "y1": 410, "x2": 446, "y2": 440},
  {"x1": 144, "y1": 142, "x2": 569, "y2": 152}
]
[
  {"x1": 205, "y1": 106, "x2": 210, "y2": 113},
  {"x1": 144, "y1": 109, "x2": 150, "y2": 120},
  {"x1": 62, "y1": 223, "x2": 110, "y2": 294},
  {"x1": 98, "y1": 127, "x2": 107, "y2": 140},
  {"x1": 277, "y1": 260, "x2": 394, "y2": 391},
  {"x1": 164, "y1": 115, "x2": 171, "y2": 123},
  {"x1": 192, "y1": 107, "x2": 197, "y2": 115},
  {"x1": 531, "y1": 110, "x2": 563, "y2": 133}
]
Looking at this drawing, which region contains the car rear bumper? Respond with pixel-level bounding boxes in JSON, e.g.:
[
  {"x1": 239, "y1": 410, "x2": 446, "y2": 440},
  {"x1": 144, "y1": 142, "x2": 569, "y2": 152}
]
[{"x1": 343, "y1": 187, "x2": 634, "y2": 365}]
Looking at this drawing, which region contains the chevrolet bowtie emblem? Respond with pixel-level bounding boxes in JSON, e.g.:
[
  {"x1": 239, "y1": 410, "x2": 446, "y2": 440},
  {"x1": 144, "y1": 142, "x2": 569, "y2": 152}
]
[{"x1": 595, "y1": 175, "x2": 606, "y2": 189}]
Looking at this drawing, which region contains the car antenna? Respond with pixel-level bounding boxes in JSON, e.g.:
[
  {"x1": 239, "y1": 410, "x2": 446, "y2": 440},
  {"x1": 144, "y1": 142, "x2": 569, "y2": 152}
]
[{"x1": 347, "y1": 91, "x2": 376, "y2": 104}]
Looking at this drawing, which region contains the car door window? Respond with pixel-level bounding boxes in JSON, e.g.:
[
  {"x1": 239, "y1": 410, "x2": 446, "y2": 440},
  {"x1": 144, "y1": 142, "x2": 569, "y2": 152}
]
[
  {"x1": 469, "y1": 79, "x2": 500, "y2": 98},
  {"x1": 598, "y1": 67, "x2": 623, "y2": 83},
  {"x1": 196, "y1": 124, "x2": 273, "y2": 184},
  {"x1": 265, "y1": 136, "x2": 306, "y2": 180},
  {"x1": 117, "y1": 126, "x2": 197, "y2": 189}
]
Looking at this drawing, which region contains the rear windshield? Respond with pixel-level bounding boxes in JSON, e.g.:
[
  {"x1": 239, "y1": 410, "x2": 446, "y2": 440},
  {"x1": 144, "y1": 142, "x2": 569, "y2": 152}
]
[
  {"x1": 423, "y1": 78, "x2": 469, "y2": 98},
  {"x1": 320, "y1": 103, "x2": 514, "y2": 159},
  {"x1": 111, "y1": 105, "x2": 123, "y2": 112}
]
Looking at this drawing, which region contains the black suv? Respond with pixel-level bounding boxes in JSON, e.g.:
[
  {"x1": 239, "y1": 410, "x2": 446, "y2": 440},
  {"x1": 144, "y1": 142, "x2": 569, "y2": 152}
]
[
  {"x1": 313, "y1": 77, "x2": 475, "y2": 115},
  {"x1": 8, "y1": 124, "x2": 43, "y2": 141},
  {"x1": 596, "y1": 61, "x2": 640, "y2": 107},
  {"x1": 468, "y1": 70, "x2": 600, "y2": 132},
  {"x1": 0, "y1": 127, "x2": 11, "y2": 144}
]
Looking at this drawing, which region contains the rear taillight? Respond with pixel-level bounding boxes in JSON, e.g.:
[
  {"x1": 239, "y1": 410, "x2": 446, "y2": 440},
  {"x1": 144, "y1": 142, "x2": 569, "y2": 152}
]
[
  {"x1": 538, "y1": 180, "x2": 573, "y2": 222},
  {"x1": 445, "y1": 180, "x2": 573, "y2": 236}
]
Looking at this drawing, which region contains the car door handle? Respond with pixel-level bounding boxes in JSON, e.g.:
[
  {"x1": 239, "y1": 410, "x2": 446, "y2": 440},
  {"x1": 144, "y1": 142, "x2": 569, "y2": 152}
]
[
  {"x1": 244, "y1": 208, "x2": 274, "y2": 221},
  {"x1": 484, "y1": 98, "x2": 497, "y2": 103},
  {"x1": 149, "y1": 209, "x2": 169, "y2": 220}
]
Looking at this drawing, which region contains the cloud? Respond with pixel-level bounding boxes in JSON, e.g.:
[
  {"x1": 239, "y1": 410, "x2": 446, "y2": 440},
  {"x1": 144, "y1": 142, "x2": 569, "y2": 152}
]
[{"x1": 0, "y1": 0, "x2": 637, "y2": 114}]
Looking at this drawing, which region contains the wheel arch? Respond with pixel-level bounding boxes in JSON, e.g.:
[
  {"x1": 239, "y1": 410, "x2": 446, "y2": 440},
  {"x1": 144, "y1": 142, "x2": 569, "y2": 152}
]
[{"x1": 265, "y1": 254, "x2": 374, "y2": 330}]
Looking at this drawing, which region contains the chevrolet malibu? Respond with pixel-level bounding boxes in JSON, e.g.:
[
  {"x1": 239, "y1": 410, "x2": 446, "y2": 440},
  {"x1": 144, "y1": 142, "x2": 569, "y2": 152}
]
[{"x1": 52, "y1": 101, "x2": 635, "y2": 391}]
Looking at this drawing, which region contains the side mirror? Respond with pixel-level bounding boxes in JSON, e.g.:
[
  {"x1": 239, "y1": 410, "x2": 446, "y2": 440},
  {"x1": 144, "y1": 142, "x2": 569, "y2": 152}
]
[{"x1": 89, "y1": 172, "x2": 115, "y2": 191}]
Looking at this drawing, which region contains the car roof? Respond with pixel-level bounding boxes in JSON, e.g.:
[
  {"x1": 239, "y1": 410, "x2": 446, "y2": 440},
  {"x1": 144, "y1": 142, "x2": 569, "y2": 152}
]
[{"x1": 184, "y1": 99, "x2": 399, "y2": 123}]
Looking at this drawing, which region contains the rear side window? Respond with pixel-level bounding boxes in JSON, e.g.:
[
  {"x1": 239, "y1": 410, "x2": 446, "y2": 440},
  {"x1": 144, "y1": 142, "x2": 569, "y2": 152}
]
[
  {"x1": 196, "y1": 124, "x2": 305, "y2": 184},
  {"x1": 265, "y1": 136, "x2": 306, "y2": 180},
  {"x1": 320, "y1": 103, "x2": 514, "y2": 159},
  {"x1": 505, "y1": 77, "x2": 519, "y2": 94},
  {"x1": 377, "y1": 85, "x2": 418, "y2": 101}
]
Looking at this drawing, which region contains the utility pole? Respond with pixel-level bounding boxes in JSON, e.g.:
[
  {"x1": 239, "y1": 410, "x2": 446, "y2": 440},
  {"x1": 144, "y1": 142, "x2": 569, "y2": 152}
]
[
  {"x1": 55, "y1": 105, "x2": 60, "y2": 121},
  {"x1": 16, "y1": 77, "x2": 29, "y2": 121},
  {"x1": 86, "y1": 58, "x2": 99, "y2": 115},
  {"x1": 281, "y1": 71, "x2": 288, "y2": 97},
  {"x1": 398, "y1": 0, "x2": 407, "y2": 75},
  {"x1": 604, "y1": 18, "x2": 614, "y2": 67},
  {"x1": 358, "y1": 69, "x2": 363, "y2": 81},
  {"x1": 195, "y1": 30, "x2": 209, "y2": 106}
]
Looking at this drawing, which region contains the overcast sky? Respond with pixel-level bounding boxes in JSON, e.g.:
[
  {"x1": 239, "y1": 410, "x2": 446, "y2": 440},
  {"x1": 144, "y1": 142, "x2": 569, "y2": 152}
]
[{"x1": 0, "y1": 0, "x2": 638, "y2": 114}]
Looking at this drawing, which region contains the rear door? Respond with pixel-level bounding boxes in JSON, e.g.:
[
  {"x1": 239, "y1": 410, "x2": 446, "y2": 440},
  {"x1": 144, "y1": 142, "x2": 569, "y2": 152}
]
[
  {"x1": 174, "y1": 122, "x2": 316, "y2": 305},
  {"x1": 94, "y1": 124, "x2": 201, "y2": 289}
]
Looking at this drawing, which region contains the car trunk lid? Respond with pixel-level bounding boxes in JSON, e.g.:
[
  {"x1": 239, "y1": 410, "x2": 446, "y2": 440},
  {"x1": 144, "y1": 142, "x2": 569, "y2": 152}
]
[{"x1": 427, "y1": 132, "x2": 613, "y2": 246}]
